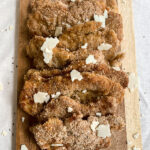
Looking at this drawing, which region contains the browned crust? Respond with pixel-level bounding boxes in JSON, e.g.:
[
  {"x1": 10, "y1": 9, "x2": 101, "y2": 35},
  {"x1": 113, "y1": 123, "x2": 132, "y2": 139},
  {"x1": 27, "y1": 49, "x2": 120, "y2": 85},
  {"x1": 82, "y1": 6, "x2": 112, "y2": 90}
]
[
  {"x1": 20, "y1": 72, "x2": 124, "y2": 116},
  {"x1": 30, "y1": 115, "x2": 125, "y2": 150}
]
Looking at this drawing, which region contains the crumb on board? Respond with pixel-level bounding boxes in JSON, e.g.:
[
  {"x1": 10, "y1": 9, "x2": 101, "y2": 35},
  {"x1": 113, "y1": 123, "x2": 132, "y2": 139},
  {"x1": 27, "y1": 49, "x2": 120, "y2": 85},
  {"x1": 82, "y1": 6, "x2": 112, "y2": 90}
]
[
  {"x1": 1, "y1": 130, "x2": 7, "y2": 136},
  {"x1": 133, "y1": 133, "x2": 139, "y2": 139},
  {"x1": 0, "y1": 82, "x2": 3, "y2": 91},
  {"x1": 21, "y1": 144, "x2": 28, "y2": 150}
]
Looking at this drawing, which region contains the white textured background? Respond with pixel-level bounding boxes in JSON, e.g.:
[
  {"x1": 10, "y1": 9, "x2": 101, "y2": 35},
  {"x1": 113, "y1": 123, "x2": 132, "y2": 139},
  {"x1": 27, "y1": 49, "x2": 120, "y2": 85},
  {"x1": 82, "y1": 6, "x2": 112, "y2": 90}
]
[{"x1": 0, "y1": 0, "x2": 149, "y2": 149}]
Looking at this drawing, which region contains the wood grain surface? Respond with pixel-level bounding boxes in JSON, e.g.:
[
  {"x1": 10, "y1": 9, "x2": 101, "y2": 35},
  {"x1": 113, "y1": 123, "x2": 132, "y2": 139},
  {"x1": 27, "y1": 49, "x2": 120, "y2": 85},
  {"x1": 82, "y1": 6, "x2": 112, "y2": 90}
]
[{"x1": 16, "y1": 0, "x2": 142, "y2": 149}]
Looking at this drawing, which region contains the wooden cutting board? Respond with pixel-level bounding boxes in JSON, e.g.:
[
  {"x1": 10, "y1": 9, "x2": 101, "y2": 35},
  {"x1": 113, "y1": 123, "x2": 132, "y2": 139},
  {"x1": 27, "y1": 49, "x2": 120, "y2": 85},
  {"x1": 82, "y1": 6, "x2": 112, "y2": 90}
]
[{"x1": 16, "y1": 0, "x2": 143, "y2": 149}]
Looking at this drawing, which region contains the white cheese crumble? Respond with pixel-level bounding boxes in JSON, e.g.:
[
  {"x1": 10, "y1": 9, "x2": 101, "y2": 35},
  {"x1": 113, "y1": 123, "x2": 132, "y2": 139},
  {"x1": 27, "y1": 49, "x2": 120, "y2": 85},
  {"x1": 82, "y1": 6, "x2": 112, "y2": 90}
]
[
  {"x1": 55, "y1": 27, "x2": 62, "y2": 37},
  {"x1": 82, "y1": 90, "x2": 87, "y2": 93},
  {"x1": 96, "y1": 112, "x2": 102, "y2": 117},
  {"x1": 133, "y1": 133, "x2": 139, "y2": 139},
  {"x1": 70, "y1": 70, "x2": 83, "y2": 82},
  {"x1": 9, "y1": 25, "x2": 13, "y2": 31},
  {"x1": 51, "y1": 144, "x2": 63, "y2": 147},
  {"x1": 67, "y1": 107, "x2": 73, "y2": 113},
  {"x1": 21, "y1": 145, "x2": 28, "y2": 150},
  {"x1": 96, "y1": 124, "x2": 111, "y2": 138},
  {"x1": 1, "y1": 130, "x2": 7, "y2": 136},
  {"x1": 51, "y1": 92, "x2": 61, "y2": 99},
  {"x1": 94, "y1": 10, "x2": 108, "y2": 28},
  {"x1": 81, "y1": 43, "x2": 88, "y2": 49},
  {"x1": 132, "y1": 146, "x2": 141, "y2": 150},
  {"x1": 85, "y1": 18, "x2": 89, "y2": 22},
  {"x1": 33, "y1": 92, "x2": 50, "y2": 104},
  {"x1": 127, "y1": 141, "x2": 132, "y2": 145},
  {"x1": 98, "y1": 43, "x2": 112, "y2": 51},
  {"x1": 128, "y1": 73, "x2": 138, "y2": 92},
  {"x1": 91, "y1": 121, "x2": 99, "y2": 132},
  {"x1": 112, "y1": 67, "x2": 120, "y2": 71},
  {"x1": 66, "y1": 23, "x2": 71, "y2": 28},
  {"x1": 0, "y1": 82, "x2": 3, "y2": 91},
  {"x1": 41, "y1": 37, "x2": 59, "y2": 64},
  {"x1": 86, "y1": 55, "x2": 97, "y2": 64},
  {"x1": 22, "y1": 117, "x2": 25, "y2": 123}
]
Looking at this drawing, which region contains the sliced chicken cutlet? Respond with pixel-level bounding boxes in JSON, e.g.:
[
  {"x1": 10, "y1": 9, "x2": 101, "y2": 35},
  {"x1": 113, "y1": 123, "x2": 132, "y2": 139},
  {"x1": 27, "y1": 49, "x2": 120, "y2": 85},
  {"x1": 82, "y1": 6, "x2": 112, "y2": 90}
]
[
  {"x1": 27, "y1": 0, "x2": 120, "y2": 37},
  {"x1": 38, "y1": 95, "x2": 118, "y2": 121},
  {"x1": 25, "y1": 63, "x2": 128, "y2": 89},
  {"x1": 30, "y1": 115, "x2": 125, "y2": 150},
  {"x1": 27, "y1": 21, "x2": 122, "y2": 69},
  {"x1": 26, "y1": 34, "x2": 106, "y2": 69},
  {"x1": 20, "y1": 71, "x2": 124, "y2": 116}
]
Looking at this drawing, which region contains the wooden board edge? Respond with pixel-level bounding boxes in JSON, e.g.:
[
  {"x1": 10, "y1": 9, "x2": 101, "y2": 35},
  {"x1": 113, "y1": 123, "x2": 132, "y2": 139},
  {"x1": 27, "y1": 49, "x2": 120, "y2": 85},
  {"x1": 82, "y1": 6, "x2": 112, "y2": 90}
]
[{"x1": 118, "y1": 0, "x2": 143, "y2": 149}]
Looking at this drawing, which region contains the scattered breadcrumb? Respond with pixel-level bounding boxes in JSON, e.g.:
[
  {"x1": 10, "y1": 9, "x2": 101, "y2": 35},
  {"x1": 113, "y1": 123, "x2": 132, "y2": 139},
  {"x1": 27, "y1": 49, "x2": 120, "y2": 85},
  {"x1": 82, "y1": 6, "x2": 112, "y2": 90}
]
[
  {"x1": 22, "y1": 117, "x2": 25, "y2": 123},
  {"x1": 133, "y1": 133, "x2": 139, "y2": 139},
  {"x1": 132, "y1": 146, "x2": 141, "y2": 150},
  {"x1": 1, "y1": 130, "x2": 7, "y2": 136},
  {"x1": 0, "y1": 82, "x2": 3, "y2": 91},
  {"x1": 128, "y1": 73, "x2": 138, "y2": 92},
  {"x1": 51, "y1": 92, "x2": 61, "y2": 99},
  {"x1": 96, "y1": 112, "x2": 102, "y2": 117},
  {"x1": 67, "y1": 107, "x2": 73, "y2": 113},
  {"x1": 9, "y1": 25, "x2": 13, "y2": 31},
  {"x1": 122, "y1": 0, "x2": 126, "y2": 4},
  {"x1": 127, "y1": 141, "x2": 132, "y2": 146},
  {"x1": 21, "y1": 144, "x2": 28, "y2": 150},
  {"x1": 70, "y1": 70, "x2": 83, "y2": 82}
]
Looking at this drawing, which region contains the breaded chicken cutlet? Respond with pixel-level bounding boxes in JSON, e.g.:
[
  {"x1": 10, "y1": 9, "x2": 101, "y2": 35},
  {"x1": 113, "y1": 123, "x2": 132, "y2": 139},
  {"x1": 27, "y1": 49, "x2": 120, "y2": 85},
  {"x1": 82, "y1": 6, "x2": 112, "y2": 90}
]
[
  {"x1": 20, "y1": 70, "x2": 124, "y2": 116},
  {"x1": 30, "y1": 115, "x2": 125, "y2": 150},
  {"x1": 25, "y1": 63, "x2": 128, "y2": 89},
  {"x1": 27, "y1": 0, "x2": 122, "y2": 38},
  {"x1": 27, "y1": 21, "x2": 123, "y2": 69}
]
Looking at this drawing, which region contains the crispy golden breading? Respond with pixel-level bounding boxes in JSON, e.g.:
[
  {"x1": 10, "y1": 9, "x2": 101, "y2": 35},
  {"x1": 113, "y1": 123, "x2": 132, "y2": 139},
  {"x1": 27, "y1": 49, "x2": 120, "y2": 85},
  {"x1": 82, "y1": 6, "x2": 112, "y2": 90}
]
[
  {"x1": 30, "y1": 115, "x2": 125, "y2": 150},
  {"x1": 26, "y1": 34, "x2": 107, "y2": 69},
  {"x1": 27, "y1": 0, "x2": 120, "y2": 37},
  {"x1": 20, "y1": 72, "x2": 124, "y2": 116},
  {"x1": 38, "y1": 96, "x2": 117, "y2": 121},
  {"x1": 106, "y1": 12, "x2": 123, "y2": 41},
  {"x1": 27, "y1": 21, "x2": 121, "y2": 69},
  {"x1": 25, "y1": 63, "x2": 128, "y2": 89}
]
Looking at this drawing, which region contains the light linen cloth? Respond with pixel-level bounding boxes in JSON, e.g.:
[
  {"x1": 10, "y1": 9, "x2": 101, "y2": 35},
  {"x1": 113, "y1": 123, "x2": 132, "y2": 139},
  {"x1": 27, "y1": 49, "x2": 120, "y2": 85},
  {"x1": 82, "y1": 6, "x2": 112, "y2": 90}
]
[{"x1": 0, "y1": 0, "x2": 149, "y2": 149}]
